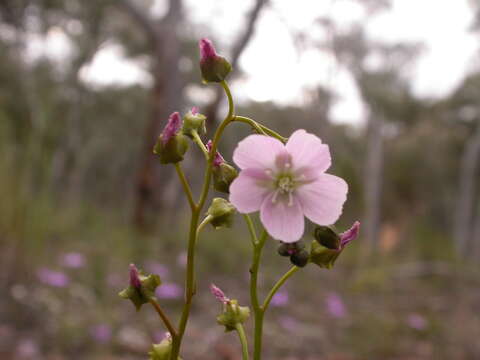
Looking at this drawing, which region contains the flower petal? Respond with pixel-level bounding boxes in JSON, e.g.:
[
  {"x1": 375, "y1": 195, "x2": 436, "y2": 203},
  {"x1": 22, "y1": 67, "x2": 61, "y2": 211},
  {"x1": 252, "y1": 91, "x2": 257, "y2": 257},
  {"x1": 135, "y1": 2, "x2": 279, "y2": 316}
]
[
  {"x1": 233, "y1": 134, "x2": 285, "y2": 170},
  {"x1": 296, "y1": 174, "x2": 348, "y2": 225},
  {"x1": 229, "y1": 170, "x2": 270, "y2": 213},
  {"x1": 286, "y1": 129, "x2": 331, "y2": 173},
  {"x1": 260, "y1": 194, "x2": 304, "y2": 243}
]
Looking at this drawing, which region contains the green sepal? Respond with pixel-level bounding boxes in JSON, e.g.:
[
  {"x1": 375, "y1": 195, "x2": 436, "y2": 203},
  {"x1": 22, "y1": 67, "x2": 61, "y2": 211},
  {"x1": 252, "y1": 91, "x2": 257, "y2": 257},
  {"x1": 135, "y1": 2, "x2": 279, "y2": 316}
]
[
  {"x1": 153, "y1": 133, "x2": 189, "y2": 164},
  {"x1": 206, "y1": 198, "x2": 236, "y2": 229},
  {"x1": 148, "y1": 339, "x2": 182, "y2": 360},
  {"x1": 310, "y1": 239, "x2": 341, "y2": 269},
  {"x1": 212, "y1": 163, "x2": 238, "y2": 193},
  {"x1": 200, "y1": 56, "x2": 232, "y2": 84},
  {"x1": 182, "y1": 112, "x2": 207, "y2": 138},
  {"x1": 216, "y1": 300, "x2": 250, "y2": 332},
  {"x1": 118, "y1": 272, "x2": 161, "y2": 311}
]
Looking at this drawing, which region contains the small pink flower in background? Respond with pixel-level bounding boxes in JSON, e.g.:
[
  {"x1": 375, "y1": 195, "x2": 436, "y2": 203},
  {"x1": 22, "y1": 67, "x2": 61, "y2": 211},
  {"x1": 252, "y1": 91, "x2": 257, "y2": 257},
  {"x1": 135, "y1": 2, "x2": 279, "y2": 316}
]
[
  {"x1": 191, "y1": 106, "x2": 199, "y2": 115},
  {"x1": 326, "y1": 292, "x2": 347, "y2": 318},
  {"x1": 210, "y1": 284, "x2": 230, "y2": 304},
  {"x1": 161, "y1": 112, "x2": 181, "y2": 145},
  {"x1": 129, "y1": 264, "x2": 141, "y2": 289},
  {"x1": 60, "y1": 252, "x2": 86, "y2": 268},
  {"x1": 156, "y1": 282, "x2": 182, "y2": 299},
  {"x1": 278, "y1": 316, "x2": 299, "y2": 331},
  {"x1": 271, "y1": 290, "x2": 289, "y2": 307},
  {"x1": 16, "y1": 338, "x2": 39, "y2": 358},
  {"x1": 206, "y1": 140, "x2": 225, "y2": 167},
  {"x1": 145, "y1": 261, "x2": 169, "y2": 278},
  {"x1": 177, "y1": 252, "x2": 187, "y2": 267},
  {"x1": 36, "y1": 268, "x2": 70, "y2": 288},
  {"x1": 229, "y1": 130, "x2": 348, "y2": 242},
  {"x1": 407, "y1": 313, "x2": 427, "y2": 330},
  {"x1": 90, "y1": 324, "x2": 112, "y2": 344}
]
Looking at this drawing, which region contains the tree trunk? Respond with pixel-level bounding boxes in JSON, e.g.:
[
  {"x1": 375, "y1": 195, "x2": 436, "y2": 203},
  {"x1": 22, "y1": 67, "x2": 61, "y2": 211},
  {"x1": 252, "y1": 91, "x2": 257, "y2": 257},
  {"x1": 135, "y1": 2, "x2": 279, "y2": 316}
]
[
  {"x1": 133, "y1": 0, "x2": 183, "y2": 229},
  {"x1": 363, "y1": 115, "x2": 384, "y2": 251},
  {"x1": 454, "y1": 122, "x2": 480, "y2": 257}
]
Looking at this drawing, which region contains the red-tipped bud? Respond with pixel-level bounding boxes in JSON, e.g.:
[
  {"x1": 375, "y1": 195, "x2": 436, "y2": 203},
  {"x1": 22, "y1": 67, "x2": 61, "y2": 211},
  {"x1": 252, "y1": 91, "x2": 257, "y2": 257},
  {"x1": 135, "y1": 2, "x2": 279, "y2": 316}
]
[
  {"x1": 129, "y1": 264, "x2": 141, "y2": 289},
  {"x1": 206, "y1": 140, "x2": 225, "y2": 167},
  {"x1": 339, "y1": 221, "x2": 360, "y2": 249},
  {"x1": 153, "y1": 112, "x2": 189, "y2": 164},
  {"x1": 198, "y1": 38, "x2": 232, "y2": 83}
]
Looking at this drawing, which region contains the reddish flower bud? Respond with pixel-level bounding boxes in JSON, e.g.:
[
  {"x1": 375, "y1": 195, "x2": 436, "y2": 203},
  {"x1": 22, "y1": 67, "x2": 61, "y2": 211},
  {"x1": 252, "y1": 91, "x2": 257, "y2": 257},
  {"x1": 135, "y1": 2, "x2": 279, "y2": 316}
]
[
  {"x1": 198, "y1": 38, "x2": 232, "y2": 83},
  {"x1": 129, "y1": 264, "x2": 142, "y2": 289},
  {"x1": 161, "y1": 112, "x2": 182, "y2": 146},
  {"x1": 206, "y1": 140, "x2": 225, "y2": 167}
]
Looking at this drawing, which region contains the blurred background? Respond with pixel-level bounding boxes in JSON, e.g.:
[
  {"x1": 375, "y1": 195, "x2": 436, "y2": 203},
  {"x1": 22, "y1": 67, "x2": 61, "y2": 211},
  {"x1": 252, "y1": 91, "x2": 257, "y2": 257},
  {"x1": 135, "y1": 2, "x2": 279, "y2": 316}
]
[{"x1": 1, "y1": 0, "x2": 480, "y2": 359}]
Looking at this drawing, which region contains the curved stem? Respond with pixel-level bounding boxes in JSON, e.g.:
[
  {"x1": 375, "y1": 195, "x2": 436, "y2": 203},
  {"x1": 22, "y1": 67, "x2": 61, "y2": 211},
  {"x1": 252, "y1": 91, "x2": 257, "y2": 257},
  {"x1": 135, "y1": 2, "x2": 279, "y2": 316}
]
[
  {"x1": 262, "y1": 266, "x2": 300, "y2": 311},
  {"x1": 234, "y1": 116, "x2": 287, "y2": 143},
  {"x1": 170, "y1": 81, "x2": 235, "y2": 360},
  {"x1": 174, "y1": 163, "x2": 195, "y2": 211},
  {"x1": 191, "y1": 130, "x2": 209, "y2": 160},
  {"x1": 235, "y1": 323, "x2": 250, "y2": 360},
  {"x1": 149, "y1": 299, "x2": 177, "y2": 337}
]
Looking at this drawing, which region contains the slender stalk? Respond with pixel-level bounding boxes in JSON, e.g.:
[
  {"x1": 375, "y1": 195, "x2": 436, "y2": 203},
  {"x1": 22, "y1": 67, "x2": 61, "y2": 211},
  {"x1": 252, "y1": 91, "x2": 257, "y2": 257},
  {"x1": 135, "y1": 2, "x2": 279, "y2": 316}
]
[
  {"x1": 235, "y1": 323, "x2": 250, "y2": 360},
  {"x1": 170, "y1": 81, "x2": 235, "y2": 359},
  {"x1": 262, "y1": 266, "x2": 300, "y2": 311},
  {"x1": 243, "y1": 214, "x2": 258, "y2": 245},
  {"x1": 191, "y1": 130, "x2": 209, "y2": 160},
  {"x1": 149, "y1": 298, "x2": 177, "y2": 337},
  {"x1": 249, "y1": 230, "x2": 267, "y2": 360},
  {"x1": 234, "y1": 116, "x2": 287, "y2": 143},
  {"x1": 174, "y1": 163, "x2": 195, "y2": 211}
]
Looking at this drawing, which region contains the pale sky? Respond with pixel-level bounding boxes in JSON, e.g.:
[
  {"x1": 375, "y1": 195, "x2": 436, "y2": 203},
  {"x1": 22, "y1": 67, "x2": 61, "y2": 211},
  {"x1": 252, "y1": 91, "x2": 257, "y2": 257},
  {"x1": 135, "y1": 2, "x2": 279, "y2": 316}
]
[{"x1": 31, "y1": 0, "x2": 479, "y2": 124}]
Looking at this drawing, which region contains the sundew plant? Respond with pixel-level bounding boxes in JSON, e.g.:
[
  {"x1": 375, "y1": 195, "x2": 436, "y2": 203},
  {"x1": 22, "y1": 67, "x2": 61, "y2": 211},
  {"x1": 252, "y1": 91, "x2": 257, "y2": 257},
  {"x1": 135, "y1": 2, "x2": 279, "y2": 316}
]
[{"x1": 118, "y1": 38, "x2": 360, "y2": 360}]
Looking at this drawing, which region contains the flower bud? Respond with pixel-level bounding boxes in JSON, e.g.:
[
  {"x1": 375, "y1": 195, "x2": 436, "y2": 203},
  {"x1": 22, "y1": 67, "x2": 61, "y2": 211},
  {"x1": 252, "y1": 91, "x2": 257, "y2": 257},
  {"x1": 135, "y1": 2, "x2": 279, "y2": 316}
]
[
  {"x1": 277, "y1": 240, "x2": 305, "y2": 257},
  {"x1": 199, "y1": 38, "x2": 232, "y2": 83},
  {"x1": 310, "y1": 222, "x2": 360, "y2": 269},
  {"x1": 118, "y1": 264, "x2": 162, "y2": 311},
  {"x1": 206, "y1": 198, "x2": 236, "y2": 229},
  {"x1": 206, "y1": 140, "x2": 238, "y2": 193},
  {"x1": 153, "y1": 112, "x2": 189, "y2": 164},
  {"x1": 290, "y1": 249, "x2": 309, "y2": 268},
  {"x1": 182, "y1": 107, "x2": 207, "y2": 138},
  {"x1": 148, "y1": 334, "x2": 182, "y2": 360}
]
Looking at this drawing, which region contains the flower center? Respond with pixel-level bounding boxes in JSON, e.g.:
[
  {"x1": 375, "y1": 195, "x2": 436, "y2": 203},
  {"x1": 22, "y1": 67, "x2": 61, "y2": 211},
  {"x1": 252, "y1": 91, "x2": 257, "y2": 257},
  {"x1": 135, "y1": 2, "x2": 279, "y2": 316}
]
[
  {"x1": 277, "y1": 176, "x2": 295, "y2": 194},
  {"x1": 271, "y1": 174, "x2": 296, "y2": 206}
]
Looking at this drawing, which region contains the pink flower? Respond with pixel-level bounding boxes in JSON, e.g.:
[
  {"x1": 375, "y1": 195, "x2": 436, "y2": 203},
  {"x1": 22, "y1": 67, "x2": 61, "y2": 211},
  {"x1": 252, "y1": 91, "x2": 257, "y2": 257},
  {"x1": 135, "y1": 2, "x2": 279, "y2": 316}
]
[
  {"x1": 36, "y1": 268, "x2": 70, "y2": 287},
  {"x1": 229, "y1": 130, "x2": 348, "y2": 242},
  {"x1": 206, "y1": 140, "x2": 225, "y2": 167},
  {"x1": 406, "y1": 313, "x2": 427, "y2": 330},
  {"x1": 156, "y1": 282, "x2": 182, "y2": 299},
  {"x1": 60, "y1": 252, "x2": 86, "y2": 268},
  {"x1": 160, "y1": 112, "x2": 181, "y2": 145},
  {"x1": 199, "y1": 38, "x2": 217, "y2": 63},
  {"x1": 326, "y1": 292, "x2": 347, "y2": 318},
  {"x1": 271, "y1": 290, "x2": 289, "y2": 307}
]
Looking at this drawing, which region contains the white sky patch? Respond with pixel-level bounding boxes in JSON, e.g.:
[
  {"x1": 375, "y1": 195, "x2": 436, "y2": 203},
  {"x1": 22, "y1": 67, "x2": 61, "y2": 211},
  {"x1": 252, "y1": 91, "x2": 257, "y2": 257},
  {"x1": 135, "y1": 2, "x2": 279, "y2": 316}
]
[
  {"x1": 79, "y1": 44, "x2": 152, "y2": 87},
  {"x1": 56, "y1": 0, "x2": 477, "y2": 123}
]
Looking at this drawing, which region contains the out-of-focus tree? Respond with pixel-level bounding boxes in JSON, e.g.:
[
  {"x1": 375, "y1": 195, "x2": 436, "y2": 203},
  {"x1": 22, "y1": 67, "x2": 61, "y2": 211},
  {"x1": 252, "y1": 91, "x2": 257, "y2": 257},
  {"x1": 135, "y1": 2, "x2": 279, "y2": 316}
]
[{"x1": 117, "y1": 0, "x2": 268, "y2": 228}]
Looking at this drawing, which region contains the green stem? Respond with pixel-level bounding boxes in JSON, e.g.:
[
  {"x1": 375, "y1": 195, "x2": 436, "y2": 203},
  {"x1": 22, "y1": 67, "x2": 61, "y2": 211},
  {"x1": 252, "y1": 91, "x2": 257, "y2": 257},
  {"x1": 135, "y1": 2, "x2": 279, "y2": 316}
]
[
  {"x1": 149, "y1": 298, "x2": 177, "y2": 337},
  {"x1": 191, "y1": 130, "x2": 208, "y2": 160},
  {"x1": 234, "y1": 116, "x2": 287, "y2": 143},
  {"x1": 235, "y1": 323, "x2": 250, "y2": 360},
  {"x1": 262, "y1": 266, "x2": 300, "y2": 311},
  {"x1": 174, "y1": 163, "x2": 195, "y2": 211},
  {"x1": 249, "y1": 230, "x2": 267, "y2": 360},
  {"x1": 170, "y1": 80, "x2": 235, "y2": 360},
  {"x1": 243, "y1": 214, "x2": 258, "y2": 245}
]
